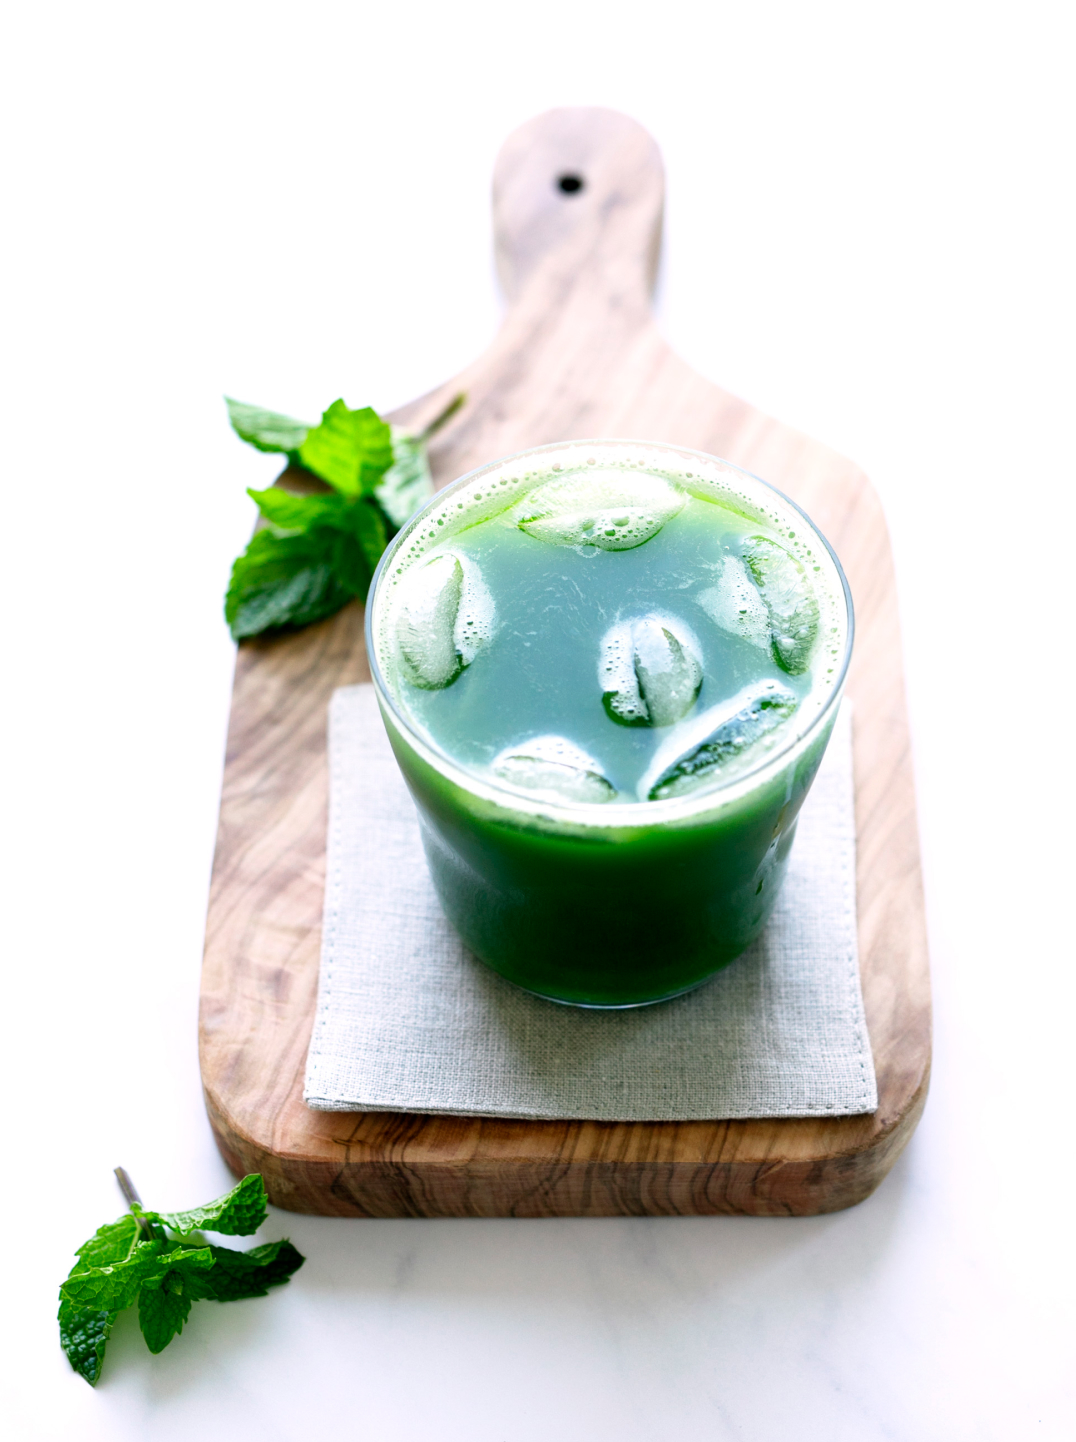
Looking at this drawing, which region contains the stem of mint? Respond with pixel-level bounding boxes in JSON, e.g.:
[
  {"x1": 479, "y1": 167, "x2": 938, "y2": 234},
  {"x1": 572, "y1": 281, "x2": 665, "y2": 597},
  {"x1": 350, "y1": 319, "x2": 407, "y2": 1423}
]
[
  {"x1": 114, "y1": 1167, "x2": 156, "y2": 1241},
  {"x1": 418, "y1": 391, "x2": 466, "y2": 443}
]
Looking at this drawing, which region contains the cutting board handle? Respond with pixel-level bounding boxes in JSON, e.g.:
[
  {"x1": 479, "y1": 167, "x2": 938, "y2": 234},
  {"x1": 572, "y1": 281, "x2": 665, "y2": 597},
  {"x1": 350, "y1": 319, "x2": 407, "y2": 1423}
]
[{"x1": 492, "y1": 107, "x2": 665, "y2": 309}]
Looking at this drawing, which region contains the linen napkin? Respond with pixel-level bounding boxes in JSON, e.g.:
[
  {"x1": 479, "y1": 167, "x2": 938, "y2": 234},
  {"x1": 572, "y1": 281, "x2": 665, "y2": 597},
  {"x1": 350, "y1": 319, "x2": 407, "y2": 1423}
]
[{"x1": 304, "y1": 687, "x2": 876, "y2": 1121}]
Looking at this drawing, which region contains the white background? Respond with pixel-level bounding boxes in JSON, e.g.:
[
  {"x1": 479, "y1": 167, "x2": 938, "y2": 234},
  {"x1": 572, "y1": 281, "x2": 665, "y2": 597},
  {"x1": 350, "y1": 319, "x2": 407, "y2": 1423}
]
[{"x1": 2, "y1": 2, "x2": 1074, "y2": 1438}]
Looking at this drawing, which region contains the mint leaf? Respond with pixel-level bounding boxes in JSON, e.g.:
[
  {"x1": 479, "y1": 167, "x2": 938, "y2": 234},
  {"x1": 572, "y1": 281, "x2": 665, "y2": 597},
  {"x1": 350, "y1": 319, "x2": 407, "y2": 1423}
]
[
  {"x1": 320, "y1": 507, "x2": 383, "y2": 602},
  {"x1": 61, "y1": 1244, "x2": 212, "y2": 1313},
  {"x1": 58, "y1": 1298, "x2": 117, "y2": 1386},
  {"x1": 225, "y1": 496, "x2": 385, "y2": 641},
  {"x1": 377, "y1": 429, "x2": 435, "y2": 529},
  {"x1": 297, "y1": 400, "x2": 393, "y2": 496},
  {"x1": 60, "y1": 1241, "x2": 164, "y2": 1312},
  {"x1": 226, "y1": 397, "x2": 310, "y2": 454},
  {"x1": 225, "y1": 528, "x2": 352, "y2": 640},
  {"x1": 58, "y1": 1211, "x2": 143, "y2": 1384},
  {"x1": 138, "y1": 1275, "x2": 194, "y2": 1354},
  {"x1": 374, "y1": 393, "x2": 464, "y2": 528},
  {"x1": 135, "y1": 1242, "x2": 217, "y2": 1352},
  {"x1": 343, "y1": 498, "x2": 387, "y2": 576},
  {"x1": 159, "y1": 1174, "x2": 269, "y2": 1239},
  {"x1": 247, "y1": 486, "x2": 351, "y2": 534},
  {"x1": 195, "y1": 1240, "x2": 306, "y2": 1302},
  {"x1": 72, "y1": 1212, "x2": 142, "y2": 1271}
]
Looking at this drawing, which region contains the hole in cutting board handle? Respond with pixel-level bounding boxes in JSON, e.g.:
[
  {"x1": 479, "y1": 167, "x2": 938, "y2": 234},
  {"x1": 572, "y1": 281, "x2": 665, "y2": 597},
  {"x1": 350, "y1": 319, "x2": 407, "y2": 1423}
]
[{"x1": 556, "y1": 173, "x2": 585, "y2": 195}]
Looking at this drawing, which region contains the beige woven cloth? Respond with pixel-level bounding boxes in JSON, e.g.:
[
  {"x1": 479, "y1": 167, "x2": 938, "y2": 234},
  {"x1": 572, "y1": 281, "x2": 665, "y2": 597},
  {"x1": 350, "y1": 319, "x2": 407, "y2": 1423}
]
[{"x1": 304, "y1": 687, "x2": 876, "y2": 1121}]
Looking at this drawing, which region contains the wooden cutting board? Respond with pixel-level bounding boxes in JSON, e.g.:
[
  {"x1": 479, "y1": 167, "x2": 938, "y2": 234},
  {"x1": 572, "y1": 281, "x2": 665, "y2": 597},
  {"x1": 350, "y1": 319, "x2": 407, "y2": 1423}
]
[{"x1": 199, "y1": 107, "x2": 931, "y2": 1217}]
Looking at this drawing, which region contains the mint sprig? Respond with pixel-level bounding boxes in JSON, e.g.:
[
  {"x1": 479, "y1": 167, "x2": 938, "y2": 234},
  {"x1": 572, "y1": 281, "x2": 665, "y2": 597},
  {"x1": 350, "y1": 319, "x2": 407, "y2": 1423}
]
[
  {"x1": 223, "y1": 391, "x2": 464, "y2": 641},
  {"x1": 58, "y1": 1169, "x2": 304, "y2": 1384}
]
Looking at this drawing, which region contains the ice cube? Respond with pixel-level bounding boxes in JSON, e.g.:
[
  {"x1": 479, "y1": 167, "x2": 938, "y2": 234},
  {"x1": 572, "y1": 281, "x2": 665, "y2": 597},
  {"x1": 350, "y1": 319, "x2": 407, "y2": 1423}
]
[
  {"x1": 394, "y1": 551, "x2": 495, "y2": 687},
  {"x1": 395, "y1": 553, "x2": 465, "y2": 688},
  {"x1": 600, "y1": 616, "x2": 702, "y2": 728},
  {"x1": 598, "y1": 621, "x2": 647, "y2": 725},
  {"x1": 696, "y1": 556, "x2": 771, "y2": 651},
  {"x1": 633, "y1": 619, "x2": 703, "y2": 728},
  {"x1": 641, "y1": 680, "x2": 799, "y2": 801},
  {"x1": 492, "y1": 735, "x2": 616, "y2": 804},
  {"x1": 451, "y1": 559, "x2": 495, "y2": 666},
  {"x1": 514, "y1": 471, "x2": 685, "y2": 551},
  {"x1": 741, "y1": 536, "x2": 819, "y2": 675}
]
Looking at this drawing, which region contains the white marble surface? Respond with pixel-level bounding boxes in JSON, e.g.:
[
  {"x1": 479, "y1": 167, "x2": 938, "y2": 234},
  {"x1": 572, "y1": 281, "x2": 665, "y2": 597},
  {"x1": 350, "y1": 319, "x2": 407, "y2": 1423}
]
[{"x1": 2, "y1": 2, "x2": 1074, "y2": 1437}]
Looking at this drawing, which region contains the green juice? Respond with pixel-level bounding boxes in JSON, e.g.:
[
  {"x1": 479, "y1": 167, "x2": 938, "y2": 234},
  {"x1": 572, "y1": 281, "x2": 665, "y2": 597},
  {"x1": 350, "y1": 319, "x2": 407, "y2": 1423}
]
[{"x1": 367, "y1": 440, "x2": 852, "y2": 1006}]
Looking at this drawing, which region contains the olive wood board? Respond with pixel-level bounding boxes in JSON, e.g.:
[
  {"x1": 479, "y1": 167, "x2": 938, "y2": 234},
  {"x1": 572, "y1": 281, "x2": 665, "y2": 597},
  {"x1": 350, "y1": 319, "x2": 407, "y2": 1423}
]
[{"x1": 200, "y1": 107, "x2": 931, "y2": 1218}]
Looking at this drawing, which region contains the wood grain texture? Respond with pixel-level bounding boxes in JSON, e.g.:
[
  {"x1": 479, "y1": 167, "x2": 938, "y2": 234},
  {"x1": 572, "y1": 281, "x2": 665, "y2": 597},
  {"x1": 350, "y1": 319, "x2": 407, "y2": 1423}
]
[{"x1": 200, "y1": 108, "x2": 931, "y2": 1217}]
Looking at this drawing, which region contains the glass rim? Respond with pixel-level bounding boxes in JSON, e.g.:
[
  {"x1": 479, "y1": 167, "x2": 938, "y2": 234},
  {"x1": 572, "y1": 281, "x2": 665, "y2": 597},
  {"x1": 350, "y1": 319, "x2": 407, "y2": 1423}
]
[{"x1": 365, "y1": 438, "x2": 855, "y2": 828}]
